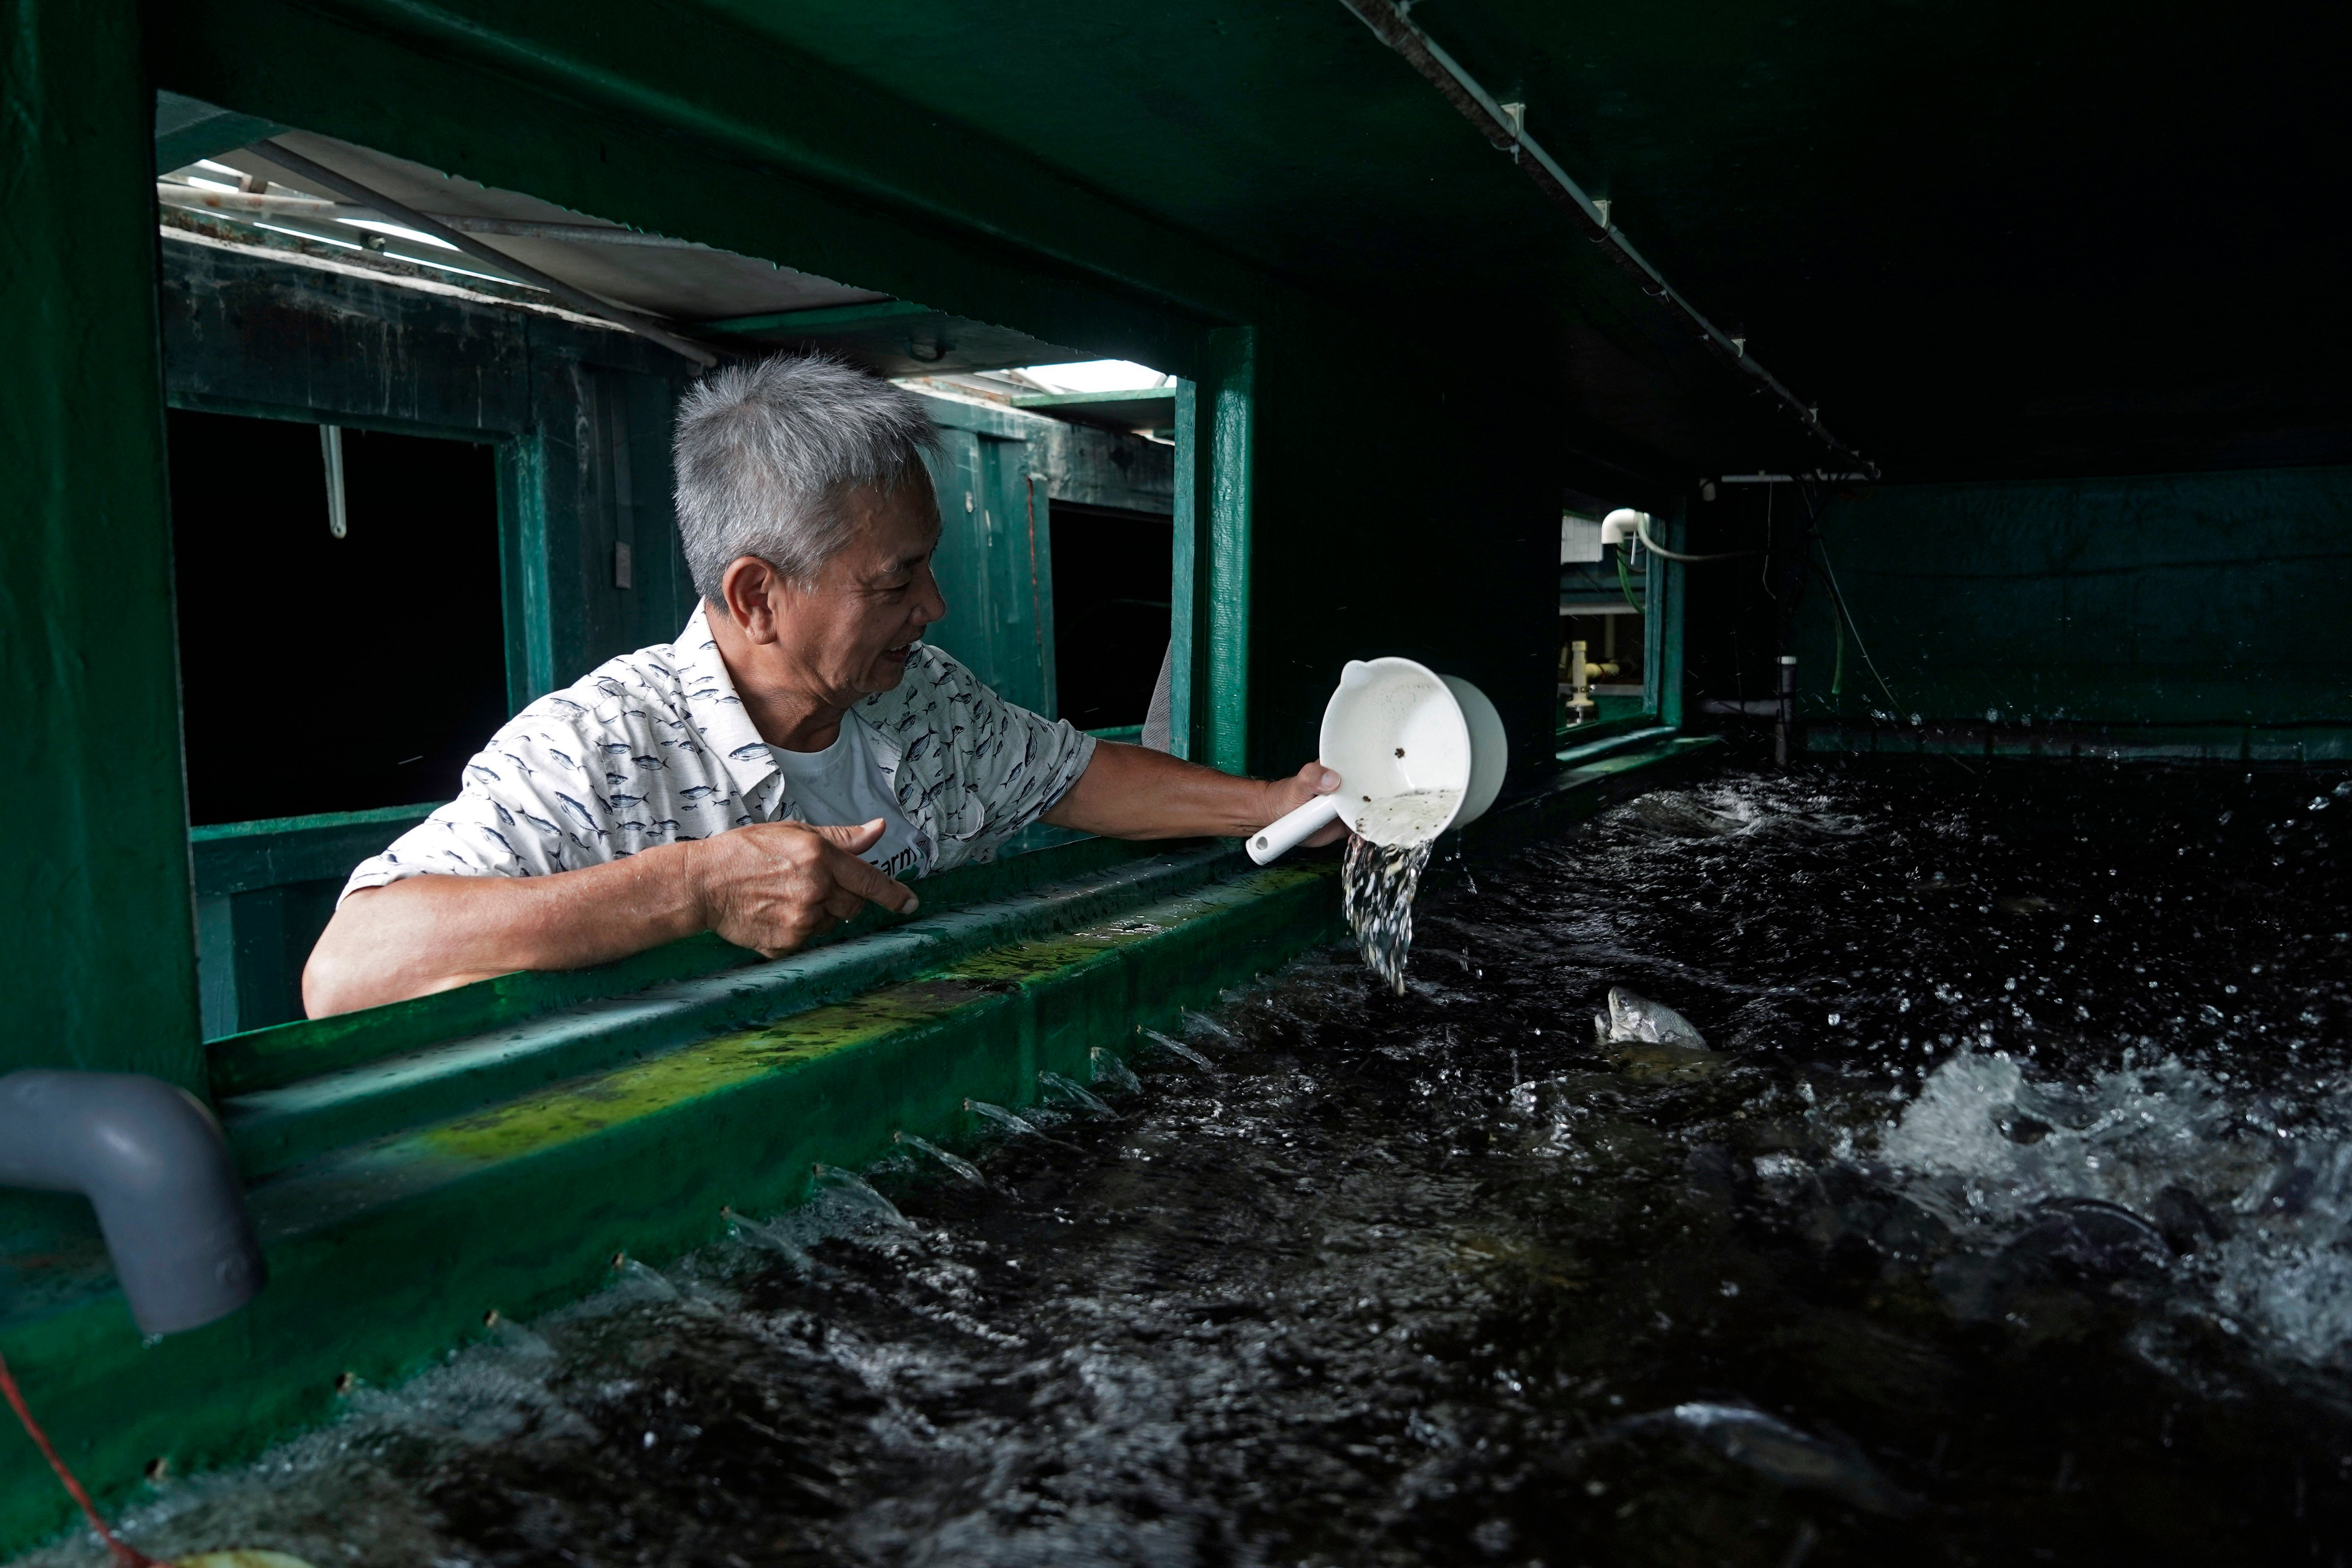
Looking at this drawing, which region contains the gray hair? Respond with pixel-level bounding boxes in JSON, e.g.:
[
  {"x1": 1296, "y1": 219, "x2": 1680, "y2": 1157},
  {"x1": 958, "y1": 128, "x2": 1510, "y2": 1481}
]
[{"x1": 672, "y1": 353, "x2": 939, "y2": 599}]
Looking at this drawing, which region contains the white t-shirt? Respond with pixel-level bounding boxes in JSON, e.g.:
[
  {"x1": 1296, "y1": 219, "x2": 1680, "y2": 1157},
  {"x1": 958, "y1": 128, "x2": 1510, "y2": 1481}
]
[{"x1": 769, "y1": 719, "x2": 927, "y2": 881}]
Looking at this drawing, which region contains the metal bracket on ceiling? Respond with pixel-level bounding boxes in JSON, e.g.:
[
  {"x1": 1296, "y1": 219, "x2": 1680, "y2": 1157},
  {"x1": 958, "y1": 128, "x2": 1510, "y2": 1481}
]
[{"x1": 1334, "y1": 0, "x2": 1877, "y2": 479}]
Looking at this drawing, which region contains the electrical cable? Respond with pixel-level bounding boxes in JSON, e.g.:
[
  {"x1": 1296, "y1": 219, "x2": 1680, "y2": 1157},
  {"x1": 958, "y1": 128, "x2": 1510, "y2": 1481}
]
[
  {"x1": 1613, "y1": 542, "x2": 1643, "y2": 612},
  {"x1": 0, "y1": 1350, "x2": 167, "y2": 1567},
  {"x1": 1632, "y1": 515, "x2": 1760, "y2": 563},
  {"x1": 1829, "y1": 582, "x2": 1847, "y2": 697},
  {"x1": 1335, "y1": 0, "x2": 1877, "y2": 477},
  {"x1": 1807, "y1": 531, "x2": 1901, "y2": 717},
  {"x1": 1796, "y1": 481, "x2": 1979, "y2": 777},
  {"x1": 1790, "y1": 480, "x2": 1899, "y2": 715}
]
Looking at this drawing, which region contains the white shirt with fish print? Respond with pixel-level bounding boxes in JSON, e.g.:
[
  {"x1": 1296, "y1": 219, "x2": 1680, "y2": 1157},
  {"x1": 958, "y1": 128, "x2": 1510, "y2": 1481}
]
[{"x1": 341, "y1": 604, "x2": 1096, "y2": 903}]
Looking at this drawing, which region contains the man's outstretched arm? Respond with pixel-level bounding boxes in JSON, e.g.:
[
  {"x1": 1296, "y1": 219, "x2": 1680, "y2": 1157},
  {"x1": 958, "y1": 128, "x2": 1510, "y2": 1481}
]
[
  {"x1": 303, "y1": 819, "x2": 918, "y2": 1018},
  {"x1": 1043, "y1": 740, "x2": 1343, "y2": 841}
]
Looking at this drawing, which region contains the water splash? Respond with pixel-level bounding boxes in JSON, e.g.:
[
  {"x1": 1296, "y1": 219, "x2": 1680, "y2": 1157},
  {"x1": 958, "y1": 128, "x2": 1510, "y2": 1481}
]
[
  {"x1": 1039, "y1": 1070, "x2": 1113, "y2": 1116},
  {"x1": 965, "y1": 1098, "x2": 1045, "y2": 1137},
  {"x1": 895, "y1": 1131, "x2": 986, "y2": 1186},
  {"x1": 1872, "y1": 1050, "x2": 2352, "y2": 1367},
  {"x1": 723, "y1": 1207, "x2": 817, "y2": 1274},
  {"x1": 1342, "y1": 834, "x2": 1434, "y2": 994},
  {"x1": 1139, "y1": 1027, "x2": 1212, "y2": 1068},
  {"x1": 810, "y1": 1163, "x2": 915, "y2": 1234},
  {"x1": 1090, "y1": 1047, "x2": 1143, "y2": 1095},
  {"x1": 608, "y1": 1256, "x2": 679, "y2": 1301}
]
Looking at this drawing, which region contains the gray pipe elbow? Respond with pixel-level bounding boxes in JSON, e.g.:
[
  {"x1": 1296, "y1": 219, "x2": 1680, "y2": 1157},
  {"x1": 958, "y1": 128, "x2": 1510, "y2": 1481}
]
[{"x1": 0, "y1": 1070, "x2": 266, "y2": 1336}]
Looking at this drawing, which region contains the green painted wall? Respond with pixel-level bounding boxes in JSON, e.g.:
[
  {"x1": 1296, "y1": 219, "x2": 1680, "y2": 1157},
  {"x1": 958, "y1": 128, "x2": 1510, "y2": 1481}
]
[
  {"x1": 1792, "y1": 465, "x2": 2352, "y2": 747},
  {"x1": 922, "y1": 422, "x2": 1057, "y2": 719},
  {"x1": 0, "y1": 0, "x2": 204, "y2": 1087}
]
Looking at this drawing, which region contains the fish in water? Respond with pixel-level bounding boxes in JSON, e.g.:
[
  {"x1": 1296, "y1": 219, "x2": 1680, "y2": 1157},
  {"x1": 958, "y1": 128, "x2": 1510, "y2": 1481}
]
[
  {"x1": 1996, "y1": 1196, "x2": 2173, "y2": 1284},
  {"x1": 1595, "y1": 986, "x2": 1706, "y2": 1048},
  {"x1": 1593, "y1": 987, "x2": 1721, "y2": 1081},
  {"x1": 1645, "y1": 1402, "x2": 1924, "y2": 1518},
  {"x1": 1628, "y1": 791, "x2": 1752, "y2": 837}
]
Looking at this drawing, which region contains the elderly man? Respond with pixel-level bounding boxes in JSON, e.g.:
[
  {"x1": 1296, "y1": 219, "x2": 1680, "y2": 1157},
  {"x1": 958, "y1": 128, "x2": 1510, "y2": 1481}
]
[{"x1": 304, "y1": 355, "x2": 1342, "y2": 1015}]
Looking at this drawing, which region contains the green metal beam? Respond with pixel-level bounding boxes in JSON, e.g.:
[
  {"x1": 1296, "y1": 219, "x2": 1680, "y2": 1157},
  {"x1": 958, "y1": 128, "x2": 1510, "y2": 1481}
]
[
  {"x1": 0, "y1": 0, "x2": 204, "y2": 1086},
  {"x1": 191, "y1": 804, "x2": 442, "y2": 899},
  {"x1": 153, "y1": 88, "x2": 280, "y2": 172},
  {"x1": 1203, "y1": 326, "x2": 1256, "y2": 774},
  {"x1": 1008, "y1": 388, "x2": 1170, "y2": 408},
  {"x1": 696, "y1": 299, "x2": 932, "y2": 336},
  {"x1": 1169, "y1": 379, "x2": 1201, "y2": 762},
  {"x1": 1659, "y1": 506, "x2": 1687, "y2": 731}
]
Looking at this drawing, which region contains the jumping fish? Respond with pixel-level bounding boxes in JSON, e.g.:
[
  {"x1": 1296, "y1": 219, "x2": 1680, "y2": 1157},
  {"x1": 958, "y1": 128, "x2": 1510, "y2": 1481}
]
[
  {"x1": 1595, "y1": 986, "x2": 1706, "y2": 1048},
  {"x1": 1652, "y1": 1402, "x2": 1923, "y2": 1518},
  {"x1": 1593, "y1": 987, "x2": 1721, "y2": 1081}
]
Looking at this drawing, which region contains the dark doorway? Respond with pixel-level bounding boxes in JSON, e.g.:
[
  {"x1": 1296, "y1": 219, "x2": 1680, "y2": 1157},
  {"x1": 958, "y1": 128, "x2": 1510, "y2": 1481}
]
[
  {"x1": 1048, "y1": 501, "x2": 1172, "y2": 731},
  {"x1": 169, "y1": 408, "x2": 508, "y2": 825}
]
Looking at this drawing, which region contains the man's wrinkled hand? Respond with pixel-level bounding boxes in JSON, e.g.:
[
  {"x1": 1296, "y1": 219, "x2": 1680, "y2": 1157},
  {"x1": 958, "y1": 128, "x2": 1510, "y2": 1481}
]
[
  {"x1": 1262, "y1": 760, "x2": 1347, "y2": 847},
  {"x1": 687, "y1": 819, "x2": 918, "y2": 958}
]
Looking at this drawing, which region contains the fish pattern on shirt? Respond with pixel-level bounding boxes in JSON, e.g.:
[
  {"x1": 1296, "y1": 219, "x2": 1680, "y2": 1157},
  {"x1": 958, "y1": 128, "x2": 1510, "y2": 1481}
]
[{"x1": 342, "y1": 604, "x2": 1095, "y2": 902}]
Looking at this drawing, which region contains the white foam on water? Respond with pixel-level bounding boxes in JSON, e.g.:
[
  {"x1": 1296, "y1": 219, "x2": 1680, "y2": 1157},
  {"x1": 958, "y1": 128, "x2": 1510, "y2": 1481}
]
[{"x1": 1869, "y1": 1050, "x2": 2352, "y2": 1367}]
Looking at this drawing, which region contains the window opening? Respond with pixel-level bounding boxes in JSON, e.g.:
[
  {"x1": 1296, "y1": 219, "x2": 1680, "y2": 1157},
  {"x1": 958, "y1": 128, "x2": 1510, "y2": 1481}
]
[
  {"x1": 1048, "y1": 502, "x2": 1175, "y2": 733},
  {"x1": 169, "y1": 409, "x2": 506, "y2": 826},
  {"x1": 893, "y1": 358, "x2": 1179, "y2": 736},
  {"x1": 1559, "y1": 508, "x2": 1648, "y2": 729}
]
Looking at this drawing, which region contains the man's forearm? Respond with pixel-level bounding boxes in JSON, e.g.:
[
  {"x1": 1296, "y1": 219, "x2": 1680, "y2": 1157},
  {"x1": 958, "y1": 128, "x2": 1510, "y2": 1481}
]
[
  {"x1": 304, "y1": 843, "x2": 707, "y2": 1017},
  {"x1": 1042, "y1": 740, "x2": 1290, "y2": 839}
]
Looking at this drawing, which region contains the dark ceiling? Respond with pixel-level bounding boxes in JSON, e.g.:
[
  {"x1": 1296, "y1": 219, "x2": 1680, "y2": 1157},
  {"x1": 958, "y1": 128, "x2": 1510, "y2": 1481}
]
[{"x1": 707, "y1": 0, "x2": 2350, "y2": 482}]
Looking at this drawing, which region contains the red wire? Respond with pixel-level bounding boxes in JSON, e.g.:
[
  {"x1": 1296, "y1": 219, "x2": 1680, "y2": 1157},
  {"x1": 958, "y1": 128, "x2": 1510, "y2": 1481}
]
[{"x1": 0, "y1": 1348, "x2": 167, "y2": 1567}]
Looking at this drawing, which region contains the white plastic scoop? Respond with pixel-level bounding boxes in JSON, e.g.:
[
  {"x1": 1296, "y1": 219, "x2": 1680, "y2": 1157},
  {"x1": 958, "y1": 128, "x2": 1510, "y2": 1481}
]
[{"x1": 1247, "y1": 657, "x2": 1508, "y2": 864}]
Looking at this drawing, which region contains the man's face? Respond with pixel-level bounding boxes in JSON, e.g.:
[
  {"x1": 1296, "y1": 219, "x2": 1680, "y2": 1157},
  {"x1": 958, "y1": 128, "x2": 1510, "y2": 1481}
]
[{"x1": 752, "y1": 476, "x2": 949, "y2": 704}]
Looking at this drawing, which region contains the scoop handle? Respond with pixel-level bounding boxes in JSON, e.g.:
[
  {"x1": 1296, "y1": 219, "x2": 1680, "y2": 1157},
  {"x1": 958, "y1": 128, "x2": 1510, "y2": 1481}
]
[{"x1": 1248, "y1": 790, "x2": 1342, "y2": 865}]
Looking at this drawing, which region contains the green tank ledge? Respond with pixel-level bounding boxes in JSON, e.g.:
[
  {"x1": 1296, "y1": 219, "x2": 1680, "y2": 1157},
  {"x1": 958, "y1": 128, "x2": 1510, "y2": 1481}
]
[{"x1": 0, "y1": 734, "x2": 1713, "y2": 1555}]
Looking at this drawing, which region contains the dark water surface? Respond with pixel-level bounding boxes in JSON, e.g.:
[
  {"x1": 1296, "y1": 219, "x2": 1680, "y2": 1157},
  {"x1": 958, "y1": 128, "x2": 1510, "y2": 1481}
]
[{"x1": 24, "y1": 763, "x2": 2352, "y2": 1567}]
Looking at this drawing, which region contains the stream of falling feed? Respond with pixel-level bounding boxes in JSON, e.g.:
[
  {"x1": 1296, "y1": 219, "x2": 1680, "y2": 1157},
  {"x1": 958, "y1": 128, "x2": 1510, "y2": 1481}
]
[
  {"x1": 1342, "y1": 832, "x2": 1435, "y2": 995},
  {"x1": 20, "y1": 763, "x2": 2352, "y2": 1568}
]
